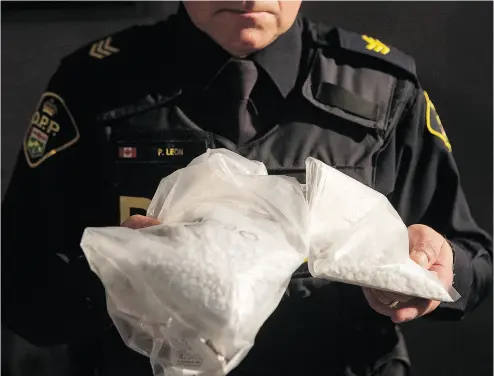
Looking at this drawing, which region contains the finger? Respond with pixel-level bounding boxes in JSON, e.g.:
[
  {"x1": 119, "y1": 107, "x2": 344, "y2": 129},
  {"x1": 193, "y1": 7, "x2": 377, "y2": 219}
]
[
  {"x1": 391, "y1": 306, "x2": 421, "y2": 323},
  {"x1": 380, "y1": 290, "x2": 413, "y2": 303},
  {"x1": 390, "y1": 298, "x2": 439, "y2": 323},
  {"x1": 363, "y1": 288, "x2": 425, "y2": 321},
  {"x1": 121, "y1": 215, "x2": 161, "y2": 229},
  {"x1": 372, "y1": 289, "x2": 394, "y2": 305},
  {"x1": 362, "y1": 288, "x2": 396, "y2": 317}
]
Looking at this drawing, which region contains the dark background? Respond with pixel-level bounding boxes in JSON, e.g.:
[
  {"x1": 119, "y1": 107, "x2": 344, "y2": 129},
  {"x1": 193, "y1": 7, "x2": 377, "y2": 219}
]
[{"x1": 2, "y1": 2, "x2": 492, "y2": 376}]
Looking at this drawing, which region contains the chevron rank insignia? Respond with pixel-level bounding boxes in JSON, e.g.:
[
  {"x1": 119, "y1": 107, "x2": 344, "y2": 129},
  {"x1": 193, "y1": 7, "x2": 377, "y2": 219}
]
[
  {"x1": 24, "y1": 92, "x2": 80, "y2": 168},
  {"x1": 89, "y1": 37, "x2": 119, "y2": 59},
  {"x1": 362, "y1": 35, "x2": 390, "y2": 55},
  {"x1": 335, "y1": 28, "x2": 416, "y2": 78},
  {"x1": 424, "y1": 91, "x2": 452, "y2": 152}
]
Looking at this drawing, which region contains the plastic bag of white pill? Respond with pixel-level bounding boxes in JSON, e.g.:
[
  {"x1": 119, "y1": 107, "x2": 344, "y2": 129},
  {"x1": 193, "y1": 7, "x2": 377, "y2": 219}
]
[
  {"x1": 305, "y1": 157, "x2": 460, "y2": 303},
  {"x1": 80, "y1": 148, "x2": 310, "y2": 376}
]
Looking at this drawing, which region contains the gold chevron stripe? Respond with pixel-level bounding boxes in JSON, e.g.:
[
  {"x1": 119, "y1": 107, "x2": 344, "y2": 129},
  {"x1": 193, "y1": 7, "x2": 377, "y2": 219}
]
[
  {"x1": 89, "y1": 37, "x2": 120, "y2": 59},
  {"x1": 362, "y1": 35, "x2": 390, "y2": 55}
]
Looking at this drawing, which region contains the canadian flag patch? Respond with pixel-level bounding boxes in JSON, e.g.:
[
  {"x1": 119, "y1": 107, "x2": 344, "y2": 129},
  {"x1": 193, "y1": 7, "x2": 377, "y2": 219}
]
[{"x1": 118, "y1": 146, "x2": 137, "y2": 158}]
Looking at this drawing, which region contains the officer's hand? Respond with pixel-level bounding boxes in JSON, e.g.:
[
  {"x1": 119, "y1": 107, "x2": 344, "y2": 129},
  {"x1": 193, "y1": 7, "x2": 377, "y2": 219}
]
[
  {"x1": 121, "y1": 214, "x2": 161, "y2": 229},
  {"x1": 362, "y1": 224, "x2": 454, "y2": 323}
]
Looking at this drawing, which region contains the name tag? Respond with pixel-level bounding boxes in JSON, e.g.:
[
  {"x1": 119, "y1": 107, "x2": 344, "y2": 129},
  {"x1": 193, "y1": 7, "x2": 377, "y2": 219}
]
[{"x1": 116, "y1": 140, "x2": 208, "y2": 164}]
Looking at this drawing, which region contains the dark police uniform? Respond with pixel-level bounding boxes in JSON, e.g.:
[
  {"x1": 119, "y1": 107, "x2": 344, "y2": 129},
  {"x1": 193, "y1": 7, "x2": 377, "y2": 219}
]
[{"x1": 3, "y1": 7, "x2": 492, "y2": 376}]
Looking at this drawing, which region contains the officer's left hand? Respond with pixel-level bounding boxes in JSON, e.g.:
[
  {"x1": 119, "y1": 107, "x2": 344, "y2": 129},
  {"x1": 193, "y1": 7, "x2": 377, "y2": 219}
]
[
  {"x1": 362, "y1": 224, "x2": 454, "y2": 323},
  {"x1": 121, "y1": 214, "x2": 161, "y2": 229}
]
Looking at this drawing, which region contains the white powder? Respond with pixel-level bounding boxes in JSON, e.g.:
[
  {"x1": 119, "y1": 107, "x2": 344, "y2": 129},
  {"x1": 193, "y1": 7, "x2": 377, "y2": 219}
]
[
  {"x1": 306, "y1": 157, "x2": 459, "y2": 303},
  {"x1": 82, "y1": 205, "x2": 306, "y2": 364},
  {"x1": 134, "y1": 208, "x2": 303, "y2": 334},
  {"x1": 313, "y1": 262, "x2": 454, "y2": 302}
]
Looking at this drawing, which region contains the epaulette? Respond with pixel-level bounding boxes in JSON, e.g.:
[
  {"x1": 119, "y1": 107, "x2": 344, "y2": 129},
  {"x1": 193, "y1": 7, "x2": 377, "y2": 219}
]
[
  {"x1": 56, "y1": 19, "x2": 178, "y2": 108},
  {"x1": 308, "y1": 19, "x2": 417, "y2": 81},
  {"x1": 335, "y1": 28, "x2": 417, "y2": 78}
]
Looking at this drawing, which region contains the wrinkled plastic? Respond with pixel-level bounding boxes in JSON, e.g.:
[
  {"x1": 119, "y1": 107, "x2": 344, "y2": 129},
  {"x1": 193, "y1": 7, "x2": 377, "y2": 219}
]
[
  {"x1": 305, "y1": 157, "x2": 460, "y2": 303},
  {"x1": 80, "y1": 149, "x2": 310, "y2": 376}
]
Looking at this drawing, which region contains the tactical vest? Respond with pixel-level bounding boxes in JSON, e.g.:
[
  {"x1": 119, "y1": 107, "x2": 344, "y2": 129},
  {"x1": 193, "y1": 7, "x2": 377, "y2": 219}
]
[{"x1": 71, "y1": 21, "x2": 418, "y2": 376}]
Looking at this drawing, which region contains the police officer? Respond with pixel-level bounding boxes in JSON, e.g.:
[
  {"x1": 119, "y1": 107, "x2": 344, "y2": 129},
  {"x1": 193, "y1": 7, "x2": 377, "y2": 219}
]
[{"x1": 3, "y1": 2, "x2": 492, "y2": 376}]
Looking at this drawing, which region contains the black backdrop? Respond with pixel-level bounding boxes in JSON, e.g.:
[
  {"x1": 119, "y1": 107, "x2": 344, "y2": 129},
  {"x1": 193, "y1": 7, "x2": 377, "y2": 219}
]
[{"x1": 2, "y1": 2, "x2": 492, "y2": 376}]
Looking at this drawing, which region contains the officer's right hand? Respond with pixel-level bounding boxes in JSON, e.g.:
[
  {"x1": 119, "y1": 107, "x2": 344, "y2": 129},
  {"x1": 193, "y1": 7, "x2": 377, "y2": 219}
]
[{"x1": 121, "y1": 214, "x2": 161, "y2": 229}]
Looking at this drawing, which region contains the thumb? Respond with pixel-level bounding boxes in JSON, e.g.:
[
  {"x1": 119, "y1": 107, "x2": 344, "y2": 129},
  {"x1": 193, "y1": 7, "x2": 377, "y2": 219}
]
[
  {"x1": 408, "y1": 225, "x2": 440, "y2": 269},
  {"x1": 410, "y1": 242, "x2": 437, "y2": 268}
]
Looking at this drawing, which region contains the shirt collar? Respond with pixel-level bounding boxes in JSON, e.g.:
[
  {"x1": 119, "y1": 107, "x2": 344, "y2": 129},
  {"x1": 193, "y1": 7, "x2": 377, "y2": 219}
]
[
  {"x1": 249, "y1": 17, "x2": 302, "y2": 98},
  {"x1": 175, "y1": 6, "x2": 302, "y2": 98}
]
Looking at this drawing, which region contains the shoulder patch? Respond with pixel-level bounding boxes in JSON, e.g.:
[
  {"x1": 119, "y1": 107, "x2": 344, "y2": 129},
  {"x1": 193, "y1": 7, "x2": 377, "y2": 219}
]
[
  {"x1": 336, "y1": 28, "x2": 416, "y2": 77},
  {"x1": 23, "y1": 92, "x2": 80, "y2": 168},
  {"x1": 423, "y1": 91, "x2": 452, "y2": 152}
]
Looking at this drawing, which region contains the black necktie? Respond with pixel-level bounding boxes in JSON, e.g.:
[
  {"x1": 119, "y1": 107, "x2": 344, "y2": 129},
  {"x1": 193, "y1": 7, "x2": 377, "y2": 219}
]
[{"x1": 223, "y1": 59, "x2": 259, "y2": 145}]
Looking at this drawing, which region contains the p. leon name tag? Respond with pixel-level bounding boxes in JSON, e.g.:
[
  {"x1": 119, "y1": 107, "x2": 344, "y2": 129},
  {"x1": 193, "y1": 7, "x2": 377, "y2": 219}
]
[
  {"x1": 117, "y1": 140, "x2": 208, "y2": 163},
  {"x1": 157, "y1": 147, "x2": 184, "y2": 157}
]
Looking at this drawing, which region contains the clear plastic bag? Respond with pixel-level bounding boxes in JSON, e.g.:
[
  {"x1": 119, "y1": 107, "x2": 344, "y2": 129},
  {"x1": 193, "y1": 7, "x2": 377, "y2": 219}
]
[
  {"x1": 305, "y1": 157, "x2": 460, "y2": 302},
  {"x1": 80, "y1": 149, "x2": 310, "y2": 376}
]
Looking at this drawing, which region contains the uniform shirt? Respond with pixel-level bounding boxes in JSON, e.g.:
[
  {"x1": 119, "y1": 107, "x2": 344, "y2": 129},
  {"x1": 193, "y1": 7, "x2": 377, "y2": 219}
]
[
  {"x1": 2, "y1": 9, "x2": 492, "y2": 376},
  {"x1": 175, "y1": 6, "x2": 302, "y2": 144}
]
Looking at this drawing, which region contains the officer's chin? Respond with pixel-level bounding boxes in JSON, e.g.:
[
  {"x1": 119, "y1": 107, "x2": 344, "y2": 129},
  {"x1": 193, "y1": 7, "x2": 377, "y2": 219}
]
[{"x1": 225, "y1": 30, "x2": 277, "y2": 57}]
